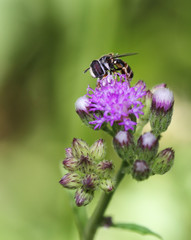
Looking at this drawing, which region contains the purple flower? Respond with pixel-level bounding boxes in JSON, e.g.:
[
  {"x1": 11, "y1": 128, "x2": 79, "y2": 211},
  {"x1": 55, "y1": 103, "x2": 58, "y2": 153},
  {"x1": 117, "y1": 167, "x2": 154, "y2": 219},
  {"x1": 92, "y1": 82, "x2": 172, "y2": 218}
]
[{"x1": 87, "y1": 74, "x2": 147, "y2": 131}]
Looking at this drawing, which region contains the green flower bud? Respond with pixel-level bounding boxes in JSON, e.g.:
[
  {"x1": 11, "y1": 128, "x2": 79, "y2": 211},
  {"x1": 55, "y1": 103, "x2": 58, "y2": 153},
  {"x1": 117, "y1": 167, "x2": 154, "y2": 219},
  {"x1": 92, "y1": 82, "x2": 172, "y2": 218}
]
[
  {"x1": 62, "y1": 157, "x2": 79, "y2": 171},
  {"x1": 78, "y1": 155, "x2": 93, "y2": 173},
  {"x1": 137, "y1": 132, "x2": 159, "y2": 162},
  {"x1": 97, "y1": 160, "x2": 114, "y2": 178},
  {"x1": 150, "y1": 87, "x2": 174, "y2": 136},
  {"x1": 113, "y1": 131, "x2": 134, "y2": 162},
  {"x1": 89, "y1": 139, "x2": 105, "y2": 161},
  {"x1": 72, "y1": 138, "x2": 89, "y2": 159},
  {"x1": 65, "y1": 148, "x2": 73, "y2": 158},
  {"x1": 82, "y1": 174, "x2": 98, "y2": 190},
  {"x1": 75, "y1": 188, "x2": 94, "y2": 207},
  {"x1": 152, "y1": 148, "x2": 175, "y2": 175},
  {"x1": 132, "y1": 160, "x2": 150, "y2": 181},
  {"x1": 59, "y1": 173, "x2": 81, "y2": 189},
  {"x1": 100, "y1": 179, "x2": 114, "y2": 193}
]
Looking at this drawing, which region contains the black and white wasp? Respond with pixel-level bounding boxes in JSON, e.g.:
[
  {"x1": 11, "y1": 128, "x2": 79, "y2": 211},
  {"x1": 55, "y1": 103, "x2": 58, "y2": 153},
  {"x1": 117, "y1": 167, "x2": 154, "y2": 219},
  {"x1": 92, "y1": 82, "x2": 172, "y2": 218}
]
[{"x1": 84, "y1": 53, "x2": 137, "y2": 80}]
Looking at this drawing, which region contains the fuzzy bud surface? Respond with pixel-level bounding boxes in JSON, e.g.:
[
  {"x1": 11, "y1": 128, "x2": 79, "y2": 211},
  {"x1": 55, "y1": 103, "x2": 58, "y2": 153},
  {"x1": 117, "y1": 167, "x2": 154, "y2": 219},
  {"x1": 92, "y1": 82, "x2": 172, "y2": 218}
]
[
  {"x1": 132, "y1": 160, "x2": 150, "y2": 181},
  {"x1": 152, "y1": 148, "x2": 175, "y2": 175},
  {"x1": 150, "y1": 87, "x2": 174, "y2": 135},
  {"x1": 137, "y1": 132, "x2": 158, "y2": 162},
  {"x1": 113, "y1": 131, "x2": 134, "y2": 161}
]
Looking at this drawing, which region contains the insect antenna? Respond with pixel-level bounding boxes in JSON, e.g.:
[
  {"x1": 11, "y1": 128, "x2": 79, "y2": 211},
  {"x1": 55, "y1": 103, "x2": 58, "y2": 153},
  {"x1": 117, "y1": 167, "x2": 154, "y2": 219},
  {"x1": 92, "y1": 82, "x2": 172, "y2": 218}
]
[
  {"x1": 113, "y1": 53, "x2": 138, "y2": 58},
  {"x1": 84, "y1": 67, "x2": 90, "y2": 73}
]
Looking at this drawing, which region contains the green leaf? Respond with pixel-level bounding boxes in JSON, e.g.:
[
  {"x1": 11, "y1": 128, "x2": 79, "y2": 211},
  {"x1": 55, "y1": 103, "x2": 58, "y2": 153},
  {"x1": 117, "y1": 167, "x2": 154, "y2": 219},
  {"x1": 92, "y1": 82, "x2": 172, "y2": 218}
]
[{"x1": 112, "y1": 223, "x2": 162, "y2": 239}]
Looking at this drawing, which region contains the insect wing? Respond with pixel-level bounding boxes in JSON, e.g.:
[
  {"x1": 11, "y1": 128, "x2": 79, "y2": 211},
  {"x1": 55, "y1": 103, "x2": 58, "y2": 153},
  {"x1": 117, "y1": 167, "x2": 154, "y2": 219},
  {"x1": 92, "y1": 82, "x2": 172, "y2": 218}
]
[{"x1": 90, "y1": 60, "x2": 105, "y2": 78}]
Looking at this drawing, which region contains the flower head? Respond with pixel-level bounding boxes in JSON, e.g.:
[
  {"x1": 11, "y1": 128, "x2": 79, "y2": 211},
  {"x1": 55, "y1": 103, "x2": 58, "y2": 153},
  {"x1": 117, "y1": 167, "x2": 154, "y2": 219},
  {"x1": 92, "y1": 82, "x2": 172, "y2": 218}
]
[
  {"x1": 151, "y1": 148, "x2": 175, "y2": 175},
  {"x1": 150, "y1": 87, "x2": 174, "y2": 135},
  {"x1": 138, "y1": 132, "x2": 158, "y2": 150},
  {"x1": 75, "y1": 96, "x2": 90, "y2": 114},
  {"x1": 113, "y1": 131, "x2": 134, "y2": 161},
  {"x1": 87, "y1": 74, "x2": 147, "y2": 131},
  {"x1": 132, "y1": 160, "x2": 150, "y2": 181},
  {"x1": 152, "y1": 87, "x2": 174, "y2": 112},
  {"x1": 75, "y1": 96, "x2": 96, "y2": 129},
  {"x1": 137, "y1": 132, "x2": 159, "y2": 162}
]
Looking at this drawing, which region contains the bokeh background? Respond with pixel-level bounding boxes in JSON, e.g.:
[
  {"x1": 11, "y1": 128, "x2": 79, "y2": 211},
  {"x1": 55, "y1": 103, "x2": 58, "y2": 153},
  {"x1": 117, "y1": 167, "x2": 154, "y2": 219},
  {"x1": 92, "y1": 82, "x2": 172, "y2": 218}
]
[{"x1": 0, "y1": 0, "x2": 191, "y2": 239}]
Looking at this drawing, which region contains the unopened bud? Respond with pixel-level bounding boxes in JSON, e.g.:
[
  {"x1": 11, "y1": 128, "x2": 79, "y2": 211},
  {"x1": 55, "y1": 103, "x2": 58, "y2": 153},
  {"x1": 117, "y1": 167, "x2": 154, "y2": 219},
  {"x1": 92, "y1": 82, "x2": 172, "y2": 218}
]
[
  {"x1": 65, "y1": 148, "x2": 73, "y2": 158},
  {"x1": 132, "y1": 160, "x2": 150, "y2": 181},
  {"x1": 152, "y1": 148, "x2": 175, "y2": 175},
  {"x1": 72, "y1": 138, "x2": 89, "y2": 159},
  {"x1": 90, "y1": 139, "x2": 105, "y2": 161},
  {"x1": 62, "y1": 157, "x2": 79, "y2": 171},
  {"x1": 150, "y1": 88, "x2": 174, "y2": 136},
  {"x1": 137, "y1": 132, "x2": 158, "y2": 162},
  {"x1": 78, "y1": 155, "x2": 93, "y2": 173},
  {"x1": 75, "y1": 96, "x2": 96, "y2": 129},
  {"x1": 113, "y1": 131, "x2": 134, "y2": 161},
  {"x1": 59, "y1": 173, "x2": 81, "y2": 189},
  {"x1": 97, "y1": 160, "x2": 114, "y2": 178},
  {"x1": 100, "y1": 179, "x2": 114, "y2": 193},
  {"x1": 152, "y1": 87, "x2": 174, "y2": 112},
  {"x1": 82, "y1": 174, "x2": 98, "y2": 190},
  {"x1": 75, "y1": 188, "x2": 94, "y2": 207}
]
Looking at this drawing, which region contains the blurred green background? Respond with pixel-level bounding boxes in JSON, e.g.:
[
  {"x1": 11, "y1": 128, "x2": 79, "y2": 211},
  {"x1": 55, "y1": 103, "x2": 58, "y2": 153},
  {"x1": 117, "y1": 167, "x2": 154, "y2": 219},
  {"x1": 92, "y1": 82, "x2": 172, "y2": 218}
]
[{"x1": 0, "y1": 0, "x2": 191, "y2": 239}]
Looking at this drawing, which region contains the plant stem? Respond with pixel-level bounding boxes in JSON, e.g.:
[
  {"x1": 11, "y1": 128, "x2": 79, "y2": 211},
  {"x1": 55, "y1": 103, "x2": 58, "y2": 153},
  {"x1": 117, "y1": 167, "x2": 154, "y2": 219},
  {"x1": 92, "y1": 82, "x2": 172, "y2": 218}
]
[
  {"x1": 134, "y1": 122, "x2": 145, "y2": 141},
  {"x1": 71, "y1": 201, "x2": 88, "y2": 240},
  {"x1": 83, "y1": 160, "x2": 128, "y2": 240}
]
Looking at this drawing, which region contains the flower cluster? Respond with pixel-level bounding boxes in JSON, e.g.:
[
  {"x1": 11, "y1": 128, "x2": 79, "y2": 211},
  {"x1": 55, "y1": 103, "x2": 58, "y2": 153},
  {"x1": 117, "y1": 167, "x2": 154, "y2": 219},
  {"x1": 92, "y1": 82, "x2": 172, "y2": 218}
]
[
  {"x1": 113, "y1": 130, "x2": 174, "y2": 180},
  {"x1": 59, "y1": 138, "x2": 114, "y2": 206},
  {"x1": 75, "y1": 74, "x2": 175, "y2": 181}
]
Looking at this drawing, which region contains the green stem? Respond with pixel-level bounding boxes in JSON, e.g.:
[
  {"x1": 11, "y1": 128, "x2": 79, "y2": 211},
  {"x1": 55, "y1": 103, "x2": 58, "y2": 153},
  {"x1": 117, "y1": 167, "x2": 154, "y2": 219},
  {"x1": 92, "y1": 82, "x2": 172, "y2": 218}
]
[
  {"x1": 83, "y1": 161, "x2": 128, "y2": 240},
  {"x1": 134, "y1": 122, "x2": 145, "y2": 141},
  {"x1": 71, "y1": 199, "x2": 87, "y2": 240}
]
